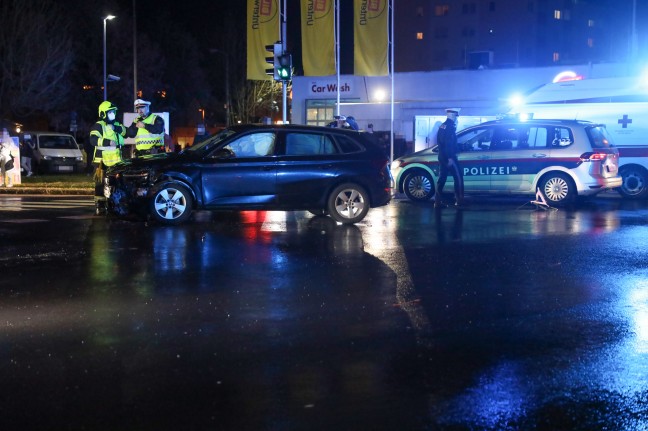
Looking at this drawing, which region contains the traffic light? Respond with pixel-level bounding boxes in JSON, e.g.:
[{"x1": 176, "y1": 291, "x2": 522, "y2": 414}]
[
  {"x1": 265, "y1": 42, "x2": 282, "y2": 81},
  {"x1": 277, "y1": 54, "x2": 292, "y2": 81}
]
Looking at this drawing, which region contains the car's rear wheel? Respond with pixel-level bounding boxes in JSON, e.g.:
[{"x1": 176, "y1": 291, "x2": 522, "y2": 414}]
[
  {"x1": 617, "y1": 165, "x2": 648, "y2": 199},
  {"x1": 403, "y1": 170, "x2": 434, "y2": 201},
  {"x1": 327, "y1": 183, "x2": 370, "y2": 224},
  {"x1": 149, "y1": 183, "x2": 194, "y2": 225},
  {"x1": 539, "y1": 172, "x2": 575, "y2": 205}
]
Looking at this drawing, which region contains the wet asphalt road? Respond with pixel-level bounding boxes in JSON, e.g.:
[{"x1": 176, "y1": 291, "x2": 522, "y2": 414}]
[{"x1": 1, "y1": 193, "x2": 647, "y2": 430}]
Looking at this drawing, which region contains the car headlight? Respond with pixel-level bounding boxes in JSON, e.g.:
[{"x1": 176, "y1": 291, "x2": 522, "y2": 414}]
[{"x1": 121, "y1": 170, "x2": 151, "y2": 182}]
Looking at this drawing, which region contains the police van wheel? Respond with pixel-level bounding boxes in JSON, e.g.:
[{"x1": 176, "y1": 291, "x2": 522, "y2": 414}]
[
  {"x1": 539, "y1": 172, "x2": 575, "y2": 205},
  {"x1": 149, "y1": 183, "x2": 194, "y2": 225},
  {"x1": 617, "y1": 165, "x2": 648, "y2": 200},
  {"x1": 403, "y1": 170, "x2": 434, "y2": 202}
]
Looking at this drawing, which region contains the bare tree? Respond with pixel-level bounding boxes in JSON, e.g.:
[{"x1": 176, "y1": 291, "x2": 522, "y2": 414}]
[
  {"x1": 233, "y1": 80, "x2": 288, "y2": 124},
  {"x1": 0, "y1": 0, "x2": 73, "y2": 119}
]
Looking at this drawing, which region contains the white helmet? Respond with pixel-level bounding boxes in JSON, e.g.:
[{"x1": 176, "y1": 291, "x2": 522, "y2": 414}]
[{"x1": 134, "y1": 99, "x2": 151, "y2": 108}]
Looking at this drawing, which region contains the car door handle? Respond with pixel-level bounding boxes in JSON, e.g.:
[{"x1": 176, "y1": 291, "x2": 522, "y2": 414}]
[{"x1": 533, "y1": 153, "x2": 547, "y2": 158}]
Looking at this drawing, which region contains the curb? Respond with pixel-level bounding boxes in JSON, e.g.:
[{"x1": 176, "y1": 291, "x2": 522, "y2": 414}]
[{"x1": 0, "y1": 187, "x2": 93, "y2": 195}]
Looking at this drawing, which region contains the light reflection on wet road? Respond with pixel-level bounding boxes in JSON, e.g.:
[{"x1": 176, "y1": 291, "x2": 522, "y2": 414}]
[{"x1": 0, "y1": 194, "x2": 647, "y2": 430}]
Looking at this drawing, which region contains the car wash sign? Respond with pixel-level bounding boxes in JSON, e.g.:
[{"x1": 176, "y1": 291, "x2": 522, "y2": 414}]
[{"x1": 309, "y1": 80, "x2": 354, "y2": 96}]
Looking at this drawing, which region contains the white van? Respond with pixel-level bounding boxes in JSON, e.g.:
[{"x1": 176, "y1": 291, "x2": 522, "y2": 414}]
[{"x1": 22, "y1": 131, "x2": 84, "y2": 174}]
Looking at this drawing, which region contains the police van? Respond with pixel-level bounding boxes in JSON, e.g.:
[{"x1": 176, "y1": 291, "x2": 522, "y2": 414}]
[
  {"x1": 391, "y1": 118, "x2": 622, "y2": 205},
  {"x1": 511, "y1": 76, "x2": 648, "y2": 199}
]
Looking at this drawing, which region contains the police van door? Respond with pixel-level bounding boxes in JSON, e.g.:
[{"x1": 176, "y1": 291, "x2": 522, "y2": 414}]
[{"x1": 489, "y1": 124, "x2": 551, "y2": 191}]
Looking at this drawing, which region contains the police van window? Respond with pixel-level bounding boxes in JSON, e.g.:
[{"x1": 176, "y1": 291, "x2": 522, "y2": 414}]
[
  {"x1": 490, "y1": 126, "x2": 517, "y2": 150},
  {"x1": 587, "y1": 125, "x2": 614, "y2": 149},
  {"x1": 458, "y1": 127, "x2": 492, "y2": 151},
  {"x1": 526, "y1": 127, "x2": 548, "y2": 148},
  {"x1": 550, "y1": 127, "x2": 574, "y2": 147}
]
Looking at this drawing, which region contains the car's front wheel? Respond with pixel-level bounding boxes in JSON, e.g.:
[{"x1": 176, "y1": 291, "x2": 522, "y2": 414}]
[
  {"x1": 617, "y1": 165, "x2": 648, "y2": 200},
  {"x1": 539, "y1": 172, "x2": 575, "y2": 205},
  {"x1": 403, "y1": 170, "x2": 435, "y2": 201},
  {"x1": 149, "y1": 183, "x2": 194, "y2": 225},
  {"x1": 327, "y1": 183, "x2": 370, "y2": 224}
]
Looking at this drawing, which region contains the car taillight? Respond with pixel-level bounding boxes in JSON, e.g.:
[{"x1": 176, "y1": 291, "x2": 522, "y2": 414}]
[{"x1": 580, "y1": 152, "x2": 607, "y2": 161}]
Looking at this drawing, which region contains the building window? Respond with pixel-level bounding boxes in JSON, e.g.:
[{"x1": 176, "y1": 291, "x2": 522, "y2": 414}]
[
  {"x1": 434, "y1": 49, "x2": 449, "y2": 62},
  {"x1": 462, "y1": 3, "x2": 476, "y2": 14},
  {"x1": 588, "y1": 19, "x2": 595, "y2": 27},
  {"x1": 417, "y1": 32, "x2": 424, "y2": 40},
  {"x1": 416, "y1": 6, "x2": 424, "y2": 17},
  {"x1": 553, "y1": 52, "x2": 560, "y2": 62},
  {"x1": 461, "y1": 27, "x2": 475, "y2": 37},
  {"x1": 305, "y1": 100, "x2": 335, "y2": 127},
  {"x1": 435, "y1": 5, "x2": 449, "y2": 16},
  {"x1": 434, "y1": 27, "x2": 449, "y2": 38},
  {"x1": 554, "y1": 10, "x2": 561, "y2": 19},
  {"x1": 306, "y1": 99, "x2": 359, "y2": 127},
  {"x1": 587, "y1": 38, "x2": 594, "y2": 48}
]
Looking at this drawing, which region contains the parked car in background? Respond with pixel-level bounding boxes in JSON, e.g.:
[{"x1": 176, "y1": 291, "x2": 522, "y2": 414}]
[
  {"x1": 105, "y1": 124, "x2": 393, "y2": 225},
  {"x1": 21, "y1": 131, "x2": 85, "y2": 174},
  {"x1": 392, "y1": 118, "x2": 622, "y2": 206}
]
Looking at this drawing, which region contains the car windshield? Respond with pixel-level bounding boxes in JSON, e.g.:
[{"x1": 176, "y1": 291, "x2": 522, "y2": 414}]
[
  {"x1": 38, "y1": 136, "x2": 78, "y2": 150},
  {"x1": 184, "y1": 129, "x2": 237, "y2": 154}
]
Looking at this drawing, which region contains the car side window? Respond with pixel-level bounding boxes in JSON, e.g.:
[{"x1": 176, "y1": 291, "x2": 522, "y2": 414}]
[
  {"x1": 458, "y1": 127, "x2": 493, "y2": 151},
  {"x1": 550, "y1": 127, "x2": 574, "y2": 148},
  {"x1": 285, "y1": 133, "x2": 337, "y2": 155},
  {"x1": 526, "y1": 127, "x2": 548, "y2": 149},
  {"x1": 334, "y1": 135, "x2": 363, "y2": 153},
  {"x1": 223, "y1": 132, "x2": 275, "y2": 157}
]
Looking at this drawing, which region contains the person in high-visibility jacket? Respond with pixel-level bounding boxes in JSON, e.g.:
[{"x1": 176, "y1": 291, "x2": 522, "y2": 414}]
[
  {"x1": 126, "y1": 99, "x2": 165, "y2": 156},
  {"x1": 89, "y1": 101, "x2": 126, "y2": 213}
]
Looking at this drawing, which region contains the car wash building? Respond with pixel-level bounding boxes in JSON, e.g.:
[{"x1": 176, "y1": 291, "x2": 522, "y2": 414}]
[{"x1": 290, "y1": 62, "x2": 633, "y2": 156}]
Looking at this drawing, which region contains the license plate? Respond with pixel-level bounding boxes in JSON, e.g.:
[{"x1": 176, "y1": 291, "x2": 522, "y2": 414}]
[{"x1": 58, "y1": 166, "x2": 73, "y2": 172}]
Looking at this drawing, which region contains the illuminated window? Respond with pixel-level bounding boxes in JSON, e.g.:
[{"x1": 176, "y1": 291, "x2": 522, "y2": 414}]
[
  {"x1": 588, "y1": 19, "x2": 595, "y2": 27},
  {"x1": 554, "y1": 9, "x2": 561, "y2": 19},
  {"x1": 416, "y1": 32, "x2": 424, "y2": 40},
  {"x1": 587, "y1": 38, "x2": 594, "y2": 48},
  {"x1": 435, "y1": 5, "x2": 449, "y2": 16},
  {"x1": 553, "y1": 52, "x2": 560, "y2": 62}
]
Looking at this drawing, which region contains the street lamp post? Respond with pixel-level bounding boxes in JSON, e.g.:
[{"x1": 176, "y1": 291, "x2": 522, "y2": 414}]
[{"x1": 103, "y1": 15, "x2": 116, "y2": 101}]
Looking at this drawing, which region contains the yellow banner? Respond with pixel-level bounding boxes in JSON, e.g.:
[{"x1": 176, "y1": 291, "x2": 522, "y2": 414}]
[
  {"x1": 300, "y1": 0, "x2": 336, "y2": 76},
  {"x1": 354, "y1": 0, "x2": 388, "y2": 76},
  {"x1": 247, "y1": 0, "x2": 280, "y2": 81}
]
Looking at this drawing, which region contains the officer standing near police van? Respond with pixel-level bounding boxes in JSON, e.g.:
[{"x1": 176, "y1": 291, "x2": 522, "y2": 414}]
[
  {"x1": 89, "y1": 101, "x2": 126, "y2": 213},
  {"x1": 435, "y1": 108, "x2": 466, "y2": 208},
  {"x1": 127, "y1": 99, "x2": 165, "y2": 156}
]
